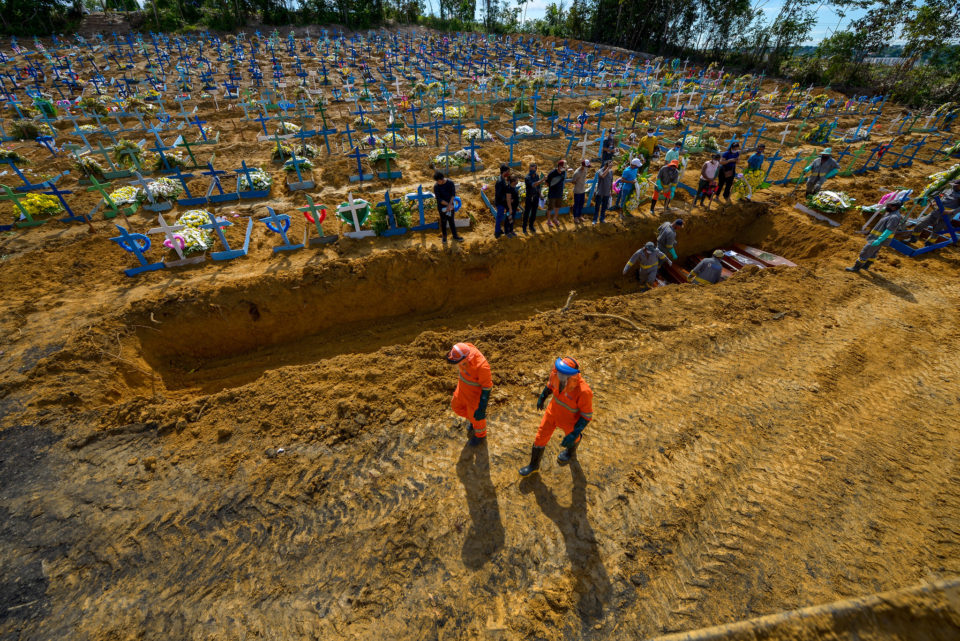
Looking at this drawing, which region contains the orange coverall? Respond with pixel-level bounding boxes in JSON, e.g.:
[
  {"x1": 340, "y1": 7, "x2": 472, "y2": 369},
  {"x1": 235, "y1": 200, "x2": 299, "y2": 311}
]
[
  {"x1": 451, "y1": 343, "x2": 493, "y2": 437},
  {"x1": 534, "y1": 368, "x2": 593, "y2": 447}
]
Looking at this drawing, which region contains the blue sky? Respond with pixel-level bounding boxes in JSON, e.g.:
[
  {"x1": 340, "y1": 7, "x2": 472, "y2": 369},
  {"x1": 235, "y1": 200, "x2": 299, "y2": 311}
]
[{"x1": 518, "y1": 0, "x2": 867, "y2": 45}]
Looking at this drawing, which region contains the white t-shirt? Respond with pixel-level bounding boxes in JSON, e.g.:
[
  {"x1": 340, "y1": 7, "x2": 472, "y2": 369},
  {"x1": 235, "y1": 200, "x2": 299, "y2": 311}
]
[{"x1": 702, "y1": 160, "x2": 720, "y2": 181}]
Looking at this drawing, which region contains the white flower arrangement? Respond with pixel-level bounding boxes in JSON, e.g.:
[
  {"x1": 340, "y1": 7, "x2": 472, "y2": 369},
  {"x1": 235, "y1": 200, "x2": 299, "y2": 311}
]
[
  {"x1": 239, "y1": 167, "x2": 272, "y2": 191},
  {"x1": 430, "y1": 106, "x2": 465, "y2": 119},
  {"x1": 284, "y1": 157, "x2": 314, "y2": 173},
  {"x1": 276, "y1": 121, "x2": 300, "y2": 134},
  {"x1": 404, "y1": 135, "x2": 427, "y2": 147},
  {"x1": 78, "y1": 124, "x2": 98, "y2": 133},
  {"x1": 515, "y1": 125, "x2": 534, "y2": 135},
  {"x1": 140, "y1": 177, "x2": 184, "y2": 202},
  {"x1": 176, "y1": 209, "x2": 214, "y2": 254},
  {"x1": 432, "y1": 152, "x2": 465, "y2": 168},
  {"x1": 107, "y1": 185, "x2": 138, "y2": 206},
  {"x1": 368, "y1": 147, "x2": 398, "y2": 163},
  {"x1": 463, "y1": 128, "x2": 493, "y2": 142},
  {"x1": 454, "y1": 148, "x2": 481, "y2": 163}
]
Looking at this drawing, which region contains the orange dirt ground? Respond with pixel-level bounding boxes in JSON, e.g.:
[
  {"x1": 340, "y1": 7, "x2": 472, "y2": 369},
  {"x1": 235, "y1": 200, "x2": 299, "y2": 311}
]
[{"x1": 2, "y1": 64, "x2": 960, "y2": 640}]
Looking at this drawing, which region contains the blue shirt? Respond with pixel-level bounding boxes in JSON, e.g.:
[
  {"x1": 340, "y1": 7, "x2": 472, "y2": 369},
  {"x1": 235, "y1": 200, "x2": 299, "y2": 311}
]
[
  {"x1": 747, "y1": 152, "x2": 764, "y2": 171},
  {"x1": 721, "y1": 149, "x2": 740, "y2": 175},
  {"x1": 622, "y1": 167, "x2": 639, "y2": 184}
]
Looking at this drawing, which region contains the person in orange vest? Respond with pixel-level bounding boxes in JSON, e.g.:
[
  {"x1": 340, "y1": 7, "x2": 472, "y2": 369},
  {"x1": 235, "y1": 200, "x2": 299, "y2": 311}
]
[
  {"x1": 519, "y1": 357, "x2": 594, "y2": 476},
  {"x1": 447, "y1": 342, "x2": 493, "y2": 446}
]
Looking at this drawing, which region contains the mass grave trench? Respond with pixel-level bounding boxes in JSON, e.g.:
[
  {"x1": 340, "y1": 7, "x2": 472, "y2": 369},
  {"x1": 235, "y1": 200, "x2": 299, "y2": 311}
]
[{"x1": 131, "y1": 202, "x2": 766, "y2": 390}]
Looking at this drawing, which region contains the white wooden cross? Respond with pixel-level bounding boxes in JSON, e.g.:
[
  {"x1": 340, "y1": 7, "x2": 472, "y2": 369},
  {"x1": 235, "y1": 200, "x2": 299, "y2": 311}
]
[
  {"x1": 779, "y1": 125, "x2": 791, "y2": 146},
  {"x1": 343, "y1": 80, "x2": 355, "y2": 99},
  {"x1": 147, "y1": 213, "x2": 205, "y2": 267},
  {"x1": 577, "y1": 130, "x2": 592, "y2": 159},
  {"x1": 129, "y1": 172, "x2": 157, "y2": 206},
  {"x1": 341, "y1": 192, "x2": 375, "y2": 239}
]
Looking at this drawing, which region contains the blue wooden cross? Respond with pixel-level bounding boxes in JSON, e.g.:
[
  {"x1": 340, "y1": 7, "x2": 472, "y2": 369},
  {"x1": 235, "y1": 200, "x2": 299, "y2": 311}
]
[
  {"x1": 1, "y1": 158, "x2": 64, "y2": 192},
  {"x1": 462, "y1": 139, "x2": 482, "y2": 172},
  {"x1": 253, "y1": 110, "x2": 271, "y2": 136},
  {"x1": 761, "y1": 148, "x2": 783, "y2": 184},
  {"x1": 259, "y1": 206, "x2": 304, "y2": 252},
  {"x1": 170, "y1": 167, "x2": 205, "y2": 206},
  {"x1": 201, "y1": 211, "x2": 254, "y2": 261},
  {"x1": 776, "y1": 152, "x2": 806, "y2": 185},
  {"x1": 202, "y1": 162, "x2": 239, "y2": 203},
  {"x1": 377, "y1": 189, "x2": 407, "y2": 236},
  {"x1": 190, "y1": 115, "x2": 209, "y2": 142},
  {"x1": 407, "y1": 184, "x2": 438, "y2": 231},
  {"x1": 110, "y1": 224, "x2": 165, "y2": 276},
  {"x1": 348, "y1": 146, "x2": 373, "y2": 182},
  {"x1": 429, "y1": 117, "x2": 445, "y2": 147}
]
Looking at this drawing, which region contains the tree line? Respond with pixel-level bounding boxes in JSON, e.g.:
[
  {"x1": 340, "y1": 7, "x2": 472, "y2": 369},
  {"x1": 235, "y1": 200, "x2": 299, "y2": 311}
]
[{"x1": 1, "y1": 0, "x2": 956, "y2": 106}]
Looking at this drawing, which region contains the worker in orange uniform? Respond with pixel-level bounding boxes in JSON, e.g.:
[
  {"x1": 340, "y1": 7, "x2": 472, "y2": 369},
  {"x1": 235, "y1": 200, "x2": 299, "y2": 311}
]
[
  {"x1": 519, "y1": 357, "x2": 593, "y2": 476},
  {"x1": 446, "y1": 342, "x2": 493, "y2": 446}
]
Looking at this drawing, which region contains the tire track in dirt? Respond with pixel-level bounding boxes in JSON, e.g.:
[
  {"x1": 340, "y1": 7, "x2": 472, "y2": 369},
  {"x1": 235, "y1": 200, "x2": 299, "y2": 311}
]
[{"x1": 8, "y1": 264, "x2": 960, "y2": 641}]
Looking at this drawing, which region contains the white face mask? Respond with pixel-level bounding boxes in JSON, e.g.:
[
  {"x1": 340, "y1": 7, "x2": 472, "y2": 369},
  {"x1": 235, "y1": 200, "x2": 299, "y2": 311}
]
[{"x1": 558, "y1": 373, "x2": 570, "y2": 386}]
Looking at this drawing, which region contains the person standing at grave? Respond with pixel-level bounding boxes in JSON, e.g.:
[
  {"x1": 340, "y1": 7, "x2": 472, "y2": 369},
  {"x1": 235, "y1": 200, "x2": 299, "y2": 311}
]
[
  {"x1": 803, "y1": 148, "x2": 840, "y2": 197},
  {"x1": 636, "y1": 127, "x2": 658, "y2": 172},
  {"x1": 846, "y1": 201, "x2": 904, "y2": 272},
  {"x1": 446, "y1": 342, "x2": 493, "y2": 447},
  {"x1": 505, "y1": 173, "x2": 520, "y2": 238},
  {"x1": 593, "y1": 160, "x2": 614, "y2": 224},
  {"x1": 909, "y1": 179, "x2": 960, "y2": 244},
  {"x1": 523, "y1": 162, "x2": 544, "y2": 234},
  {"x1": 657, "y1": 218, "x2": 683, "y2": 260},
  {"x1": 615, "y1": 158, "x2": 642, "y2": 215},
  {"x1": 519, "y1": 357, "x2": 594, "y2": 476},
  {"x1": 664, "y1": 140, "x2": 683, "y2": 167},
  {"x1": 717, "y1": 141, "x2": 741, "y2": 202},
  {"x1": 650, "y1": 160, "x2": 680, "y2": 214},
  {"x1": 601, "y1": 129, "x2": 617, "y2": 163},
  {"x1": 623, "y1": 241, "x2": 671, "y2": 291},
  {"x1": 545, "y1": 159, "x2": 567, "y2": 228},
  {"x1": 434, "y1": 171, "x2": 464, "y2": 243},
  {"x1": 746, "y1": 144, "x2": 766, "y2": 172},
  {"x1": 571, "y1": 159, "x2": 590, "y2": 226},
  {"x1": 695, "y1": 153, "x2": 721, "y2": 207},
  {"x1": 494, "y1": 163, "x2": 510, "y2": 238},
  {"x1": 687, "y1": 250, "x2": 725, "y2": 285}
]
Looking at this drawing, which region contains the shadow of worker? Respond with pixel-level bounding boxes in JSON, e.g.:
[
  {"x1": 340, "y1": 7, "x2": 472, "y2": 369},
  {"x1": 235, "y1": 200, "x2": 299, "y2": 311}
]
[
  {"x1": 520, "y1": 460, "x2": 612, "y2": 625},
  {"x1": 457, "y1": 439, "x2": 505, "y2": 569}
]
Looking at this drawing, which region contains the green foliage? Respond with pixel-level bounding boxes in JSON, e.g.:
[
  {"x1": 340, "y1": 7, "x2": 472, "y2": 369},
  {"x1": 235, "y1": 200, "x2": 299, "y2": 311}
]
[{"x1": 370, "y1": 197, "x2": 414, "y2": 234}]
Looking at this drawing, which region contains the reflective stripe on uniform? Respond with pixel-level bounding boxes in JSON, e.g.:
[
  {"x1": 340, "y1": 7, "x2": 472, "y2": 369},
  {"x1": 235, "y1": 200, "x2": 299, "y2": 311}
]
[
  {"x1": 458, "y1": 372, "x2": 481, "y2": 387},
  {"x1": 639, "y1": 262, "x2": 657, "y2": 269},
  {"x1": 552, "y1": 396, "x2": 578, "y2": 413},
  {"x1": 692, "y1": 275, "x2": 711, "y2": 285}
]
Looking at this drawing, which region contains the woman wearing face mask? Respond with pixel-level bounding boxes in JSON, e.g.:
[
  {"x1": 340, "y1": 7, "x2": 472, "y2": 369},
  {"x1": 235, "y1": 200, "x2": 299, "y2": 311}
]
[{"x1": 717, "y1": 141, "x2": 741, "y2": 202}]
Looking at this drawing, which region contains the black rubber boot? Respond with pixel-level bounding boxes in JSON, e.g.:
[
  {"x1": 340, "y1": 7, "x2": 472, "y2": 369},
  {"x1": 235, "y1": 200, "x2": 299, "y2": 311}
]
[
  {"x1": 519, "y1": 446, "x2": 545, "y2": 477},
  {"x1": 845, "y1": 262, "x2": 861, "y2": 272},
  {"x1": 862, "y1": 260, "x2": 873, "y2": 271},
  {"x1": 557, "y1": 438, "x2": 580, "y2": 464},
  {"x1": 468, "y1": 434, "x2": 484, "y2": 447}
]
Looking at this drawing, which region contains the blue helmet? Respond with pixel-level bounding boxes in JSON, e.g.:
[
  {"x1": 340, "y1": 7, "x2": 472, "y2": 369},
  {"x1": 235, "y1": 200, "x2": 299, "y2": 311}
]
[{"x1": 555, "y1": 357, "x2": 580, "y2": 375}]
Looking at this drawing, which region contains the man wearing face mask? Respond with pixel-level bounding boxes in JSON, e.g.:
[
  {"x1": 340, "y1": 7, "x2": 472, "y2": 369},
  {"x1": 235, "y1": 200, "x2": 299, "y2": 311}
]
[
  {"x1": 519, "y1": 357, "x2": 594, "y2": 477},
  {"x1": 846, "y1": 201, "x2": 904, "y2": 272},
  {"x1": 803, "y1": 147, "x2": 840, "y2": 197}
]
